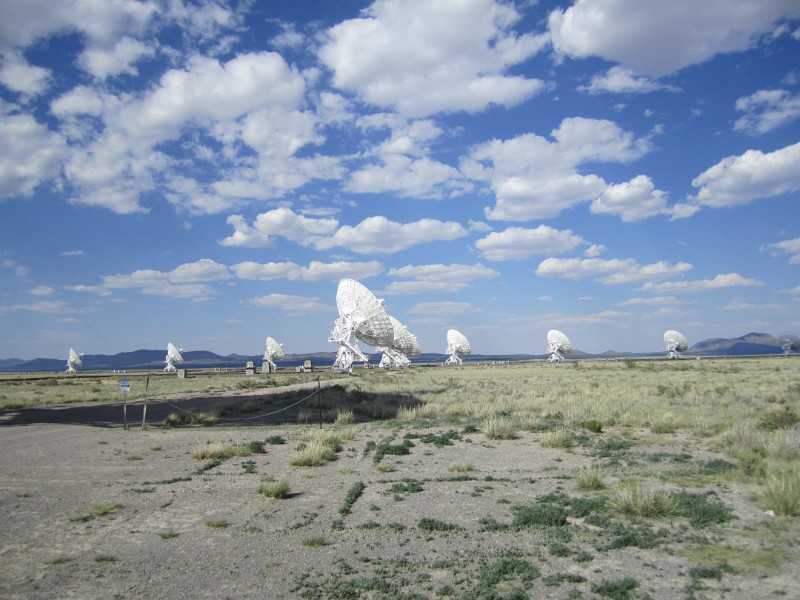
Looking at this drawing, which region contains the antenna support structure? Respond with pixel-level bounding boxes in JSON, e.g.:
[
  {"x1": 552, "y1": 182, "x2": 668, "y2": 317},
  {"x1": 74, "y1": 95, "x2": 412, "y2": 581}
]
[
  {"x1": 264, "y1": 337, "x2": 285, "y2": 370},
  {"x1": 329, "y1": 278, "x2": 394, "y2": 372},
  {"x1": 377, "y1": 316, "x2": 420, "y2": 368},
  {"x1": 66, "y1": 348, "x2": 83, "y2": 373}
]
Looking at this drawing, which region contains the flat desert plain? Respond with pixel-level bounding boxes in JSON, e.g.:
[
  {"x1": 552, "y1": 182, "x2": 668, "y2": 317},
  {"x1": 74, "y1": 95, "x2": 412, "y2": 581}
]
[{"x1": 1, "y1": 360, "x2": 799, "y2": 599}]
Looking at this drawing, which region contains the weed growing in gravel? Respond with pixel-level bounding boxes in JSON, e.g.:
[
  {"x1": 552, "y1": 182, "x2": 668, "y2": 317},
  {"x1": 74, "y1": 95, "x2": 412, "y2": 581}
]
[
  {"x1": 302, "y1": 535, "x2": 327, "y2": 547},
  {"x1": 257, "y1": 476, "x2": 290, "y2": 499},
  {"x1": 583, "y1": 419, "x2": 603, "y2": 433},
  {"x1": 418, "y1": 518, "x2": 462, "y2": 532},
  {"x1": 264, "y1": 435, "x2": 285, "y2": 445},
  {"x1": 448, "y1": 463, "x2": 475, "y2": 473},
  {"x1": 512, "y1": 501, "x2": 567, "y2": 528},
  {"x1": 335, "y1": 410, "x2": 355, "y2": 424},
  {"x1": 205, "y1": 518, "x2": 229, "y2": 528},
  {"x1": 94, "y1": 555, "x2": 116, "y2": 563},
  {"x1": 159, "y1": 530, "x2": 178, "y2": 540},
  {"x1": 69, "y1": 502, "x2": 123, "y2": 522}
]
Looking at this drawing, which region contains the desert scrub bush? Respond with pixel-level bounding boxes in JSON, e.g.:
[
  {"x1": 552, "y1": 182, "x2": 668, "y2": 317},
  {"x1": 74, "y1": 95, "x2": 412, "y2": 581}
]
[
  {"x1": 608, "y1": 484, "x2": 675, "y2": 519},
  {"x1": 757, "y1": 406, "x2": 799, "y2": 431},
  {"x1": 759, "y1": 470, "x2": 800, "y2": 516},
  {"x1": 540, "y1": 428, "x2": 574, "y2": 449},
  {"x1": 592, "y1": 577, "x2": 639, "y2": 599},
  {"x1": 576, "y1": 466, "x2": 605, "y2": 491},
  {"x1": 291, "y1": 438, "x2": 338, "y2": 466},
  {"x1": 512, "y1": 501, "x2": 568, "y2": 528},
  {"x1": 257, "y1": 476, "x2": 291, "y2": 499},
  {"x1": 339, "y1": 481, "x2": 365, "y2": 516},
  {"x1": 418, "y1": 518, "x2": 462, "y2": 532},
  {"x1": 483, "y1": 415, "x2": 518, "y2": 440},
  {"x1": 302, "y1": 535, "x2": 327, "y2": 547},
  {"x1": 69, "y1": 502, "x2": 123, "y2": 522},
  {"x1": 265, "y1": 435, "x2": 285, "y2": 445}
]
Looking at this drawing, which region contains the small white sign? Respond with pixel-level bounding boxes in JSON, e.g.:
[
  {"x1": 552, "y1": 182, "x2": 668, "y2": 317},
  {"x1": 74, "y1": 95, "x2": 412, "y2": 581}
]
[{"x1": 120, "y1": 378, "x2": 130, "y2": 392}]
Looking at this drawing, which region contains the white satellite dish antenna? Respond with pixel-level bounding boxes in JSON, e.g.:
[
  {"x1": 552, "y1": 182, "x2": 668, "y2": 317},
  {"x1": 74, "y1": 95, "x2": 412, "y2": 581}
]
[
  {"x1": 264, "y1": 336, "x2": 285, "y2": 369},
  {"x1": 329, "y1": 278, "x2": 394, "y2": 371},
  {"x1": 164, "y1": 342, "x2": 184, "y2": 372},
  {"x1": 378, "y1": 315, "x2": 421, "y2": 368},
  {"x1": 444, "y1": 329, "x2": 471, "y2": 365},
  {"x1": 66, "y1": 348, "x2": 83, "y2": 373},
  {"x1": 779, "y1": 333, "x2": 800, "y2": 355},
  {"x1": 663, "y1": 330, "x2": 688, "y2": 359},
  {"x1": 547, "y1": 330, "x2": 572, "y2": 363}
]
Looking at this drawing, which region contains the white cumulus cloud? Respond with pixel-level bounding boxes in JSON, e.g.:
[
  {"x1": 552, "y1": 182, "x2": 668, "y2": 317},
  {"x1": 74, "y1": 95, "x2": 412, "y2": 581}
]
[
  {"x1": 639, "y1": 273, "x2": 763, "y2": 293},
  {"x1": 475, "y1": 226, "x2": 586, "y2": 261}
]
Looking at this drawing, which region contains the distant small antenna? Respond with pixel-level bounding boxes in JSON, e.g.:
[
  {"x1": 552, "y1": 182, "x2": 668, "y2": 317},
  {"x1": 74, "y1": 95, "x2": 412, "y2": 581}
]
[
  {"x1": 66, "y1": 348, "x2": 83, "y2": 373},
  {"x1": 164, "y1": 342, "x2": 184, "y2": 372},
  {"x1": 779, "y1": 333, "x2": 800, "y2": 355},
  {"x1": 378, "y1": 315, "x2": 421, "y2": 368},
  {"x1": 547, "y1": 330, "x2": 572, "y2": 363},
  {"x1": 264, "y1": 336, "x2": 285, "y2": 369},
  {"x1": 329, "y1": 278, "x2": 394, "y2": 371},
  {"x1": 663, "y1": 330, "x2": 688, "y2": 359},
  {"x1": 444, "y1": 329, "x2": 471, "y2": 365}
]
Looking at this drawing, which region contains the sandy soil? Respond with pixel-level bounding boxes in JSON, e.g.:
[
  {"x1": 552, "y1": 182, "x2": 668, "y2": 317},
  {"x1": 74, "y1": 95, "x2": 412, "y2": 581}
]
[{"x1": 1, "y1": 386, "x2": 798, "y2": 599}]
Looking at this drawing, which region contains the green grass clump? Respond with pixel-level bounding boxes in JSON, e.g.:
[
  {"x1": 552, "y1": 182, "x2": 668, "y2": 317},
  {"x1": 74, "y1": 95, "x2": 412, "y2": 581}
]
[
  {"x1": 576, "y1": 466, "x2": 605, "y2": 491},
  {"x1": 257, "y1": 476, "x2": 290, "y2": 499},
  {"x1": 583, "y1": 419, "x2": 603, "y2": 433},
  {"x1": 334, "y1": 410, "x2": 355, "y2": 424},
  {"x1": 159, "y1": 530, "x2": 178, "y2": 540},
  {"x1": 540, "y1": 428, "x2": 574, "y2": 449},
  {"x1": 757, "y1": 407, "x2": 799, "y2": 431},
  {"x1": 69, "y1": 502, "x2": 123, "y2": 522},
  {"x1": 760, "y1": 470, "x2": 800, "y2": 516},
  {"x1": 483, "y1": 416, "x2": 518, "y2": 440},
  {"x1": 264, "y1": 435, "x2": 286, "y2": 445},
  {"x1": 291, "y1": 439, "x2": 337, "y2": 466},
  {"x1": 608, "y1": 484, "x2": 675, "y2": 519}
]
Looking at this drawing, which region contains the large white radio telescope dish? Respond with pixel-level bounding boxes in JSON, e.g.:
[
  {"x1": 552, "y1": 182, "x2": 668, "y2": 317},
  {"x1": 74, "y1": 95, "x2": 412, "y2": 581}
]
[
  {"x1": 264, "y1": 336, "x2": 285, "y2": 369},
  {"x1": 445, "y1": 329, "x2": 471, "y2": 365},
  {"x1": 329, "y1": 278, "x2": 394, "y2": 371},
  {"x1": 547, "y1": 330, "x2": 572, "y2": 363},
  {"x1": 378, "y1": 316, "x2": 421, "y2": 368},
  {"x1": 164, "y1": 342, "x2": 184, "y2": 372},
  {"x1": 779, "y1": 333, "x2": 800, "y2": 355},
  {"x1": 66, "y1": 348, "x2": 83, "y2": 373},
  {"x1": 663, "y1": 330, "x2": 688, "y2": 359}
]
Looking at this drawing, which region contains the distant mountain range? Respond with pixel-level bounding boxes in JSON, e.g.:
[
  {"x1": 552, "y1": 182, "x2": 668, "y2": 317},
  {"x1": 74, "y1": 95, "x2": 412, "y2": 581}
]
[{"x1": 0, "y1": 332, "x2": 790, "y2": 373}]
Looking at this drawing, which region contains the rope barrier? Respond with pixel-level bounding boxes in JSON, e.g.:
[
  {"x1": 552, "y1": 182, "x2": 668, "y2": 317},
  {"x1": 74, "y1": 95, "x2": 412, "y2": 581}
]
[{"x1": 159, "y1": 388, "x2": 319, "y2": 422}]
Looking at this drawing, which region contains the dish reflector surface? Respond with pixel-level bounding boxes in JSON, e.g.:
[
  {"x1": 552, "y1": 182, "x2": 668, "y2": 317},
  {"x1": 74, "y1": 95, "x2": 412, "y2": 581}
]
[
  {"x1": 167, "y1": 342, "x2": 184, "y2": 362},
  {"x1": 663, "y1": 330, "x2": 688, "y2": 352},
  {"x1": 547, "y1": 330, "x2": 572, "y2": 354},
  {"x1": 69, "y1": 348, "x2": 83, "y2": 367},
  {"x1": 336, "y1": 278, "x2": 394, "y2": 347},
  {"x1": 447, "y1": 329, "x2": 471, "y2": 355},
  {"x1": 266, "y1": 337, "x2": 285, "y2": 359}
]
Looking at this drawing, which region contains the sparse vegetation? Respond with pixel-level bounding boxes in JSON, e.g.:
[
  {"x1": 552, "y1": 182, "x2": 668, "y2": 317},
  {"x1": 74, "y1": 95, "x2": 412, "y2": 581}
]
[
  {"x1": 69, "y1": 502, "x2": 123, "y2": 522},
  {"x1": 608, "y1": 484, "x2": 676, "y2": 519},
  {"x1": 205, "y1": 518, "x2": 229, "y2": 528}
]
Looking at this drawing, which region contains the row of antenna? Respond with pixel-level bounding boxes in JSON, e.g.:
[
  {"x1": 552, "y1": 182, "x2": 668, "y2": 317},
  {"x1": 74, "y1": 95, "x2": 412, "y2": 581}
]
[{"x1": 64, "y1": 278, "x2": 800, "y2": 372}]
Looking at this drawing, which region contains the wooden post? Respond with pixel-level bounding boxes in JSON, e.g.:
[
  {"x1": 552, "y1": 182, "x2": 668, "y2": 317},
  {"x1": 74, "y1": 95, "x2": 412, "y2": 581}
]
[
  {"x1": 141, "y1": 377, "x2": 150, "y2": 429},
  {"x1": 317, "y1": 376, "x2": 322, "y2": 429}
]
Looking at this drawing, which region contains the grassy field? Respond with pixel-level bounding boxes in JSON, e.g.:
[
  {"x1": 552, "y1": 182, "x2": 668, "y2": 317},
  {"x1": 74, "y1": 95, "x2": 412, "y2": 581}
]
[{"x1": 1, "y1": 356, "x2": 799, "y2": 598}]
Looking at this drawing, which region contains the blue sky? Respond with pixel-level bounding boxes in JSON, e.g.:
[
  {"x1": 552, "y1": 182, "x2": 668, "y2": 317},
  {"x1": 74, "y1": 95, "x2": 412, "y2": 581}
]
[{"x1": 1, "y1": 0, "x2": 800, "y2": 359}]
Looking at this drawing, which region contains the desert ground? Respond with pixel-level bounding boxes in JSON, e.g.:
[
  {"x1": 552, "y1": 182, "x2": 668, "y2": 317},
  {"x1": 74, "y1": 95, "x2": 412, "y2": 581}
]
[{"x1": 1, "y1": 359, "x2": 799, "y2": 599}]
